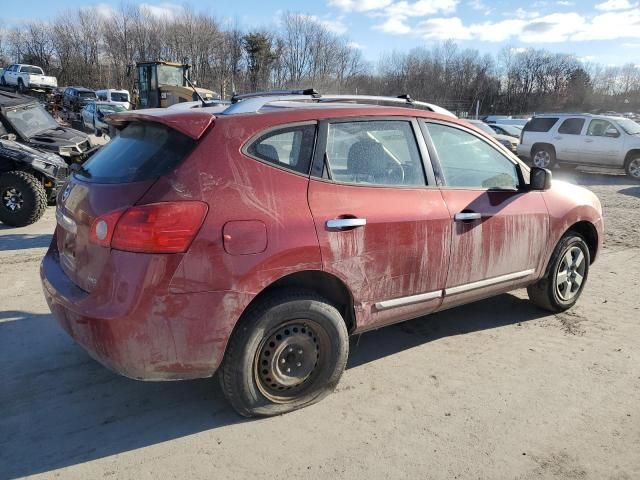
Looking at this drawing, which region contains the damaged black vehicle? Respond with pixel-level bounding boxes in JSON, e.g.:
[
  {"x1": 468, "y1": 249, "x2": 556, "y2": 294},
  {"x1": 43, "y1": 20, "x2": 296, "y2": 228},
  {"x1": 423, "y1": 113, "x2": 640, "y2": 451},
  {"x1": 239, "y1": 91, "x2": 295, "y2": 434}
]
[
  {"x1": 0, "y1": 132, "x2": 68, "y2": 226},
  {"x1": 0, "y1": 91, "x2": 95, "y2": 165}
]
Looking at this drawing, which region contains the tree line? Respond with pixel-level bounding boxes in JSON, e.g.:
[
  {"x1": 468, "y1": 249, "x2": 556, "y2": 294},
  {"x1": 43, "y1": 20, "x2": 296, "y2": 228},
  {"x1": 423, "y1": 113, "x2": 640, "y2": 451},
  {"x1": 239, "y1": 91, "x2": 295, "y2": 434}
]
[{"x1": 1, "y1": 5, "x2": 639, "y2": 115}]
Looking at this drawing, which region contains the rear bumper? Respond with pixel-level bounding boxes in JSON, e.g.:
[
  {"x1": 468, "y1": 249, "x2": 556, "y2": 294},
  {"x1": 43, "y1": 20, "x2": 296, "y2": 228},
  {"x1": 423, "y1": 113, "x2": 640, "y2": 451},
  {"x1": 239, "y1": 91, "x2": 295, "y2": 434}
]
[{"x1": 40, "y1": 244, "x2": 250, "y2": 381}]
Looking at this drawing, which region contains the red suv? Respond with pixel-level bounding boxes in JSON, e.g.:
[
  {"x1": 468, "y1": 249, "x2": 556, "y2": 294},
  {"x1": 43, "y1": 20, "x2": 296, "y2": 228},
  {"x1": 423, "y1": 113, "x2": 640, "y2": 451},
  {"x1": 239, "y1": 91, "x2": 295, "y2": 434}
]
[{"x1": 41, "y1": 92, "x2": 603, "y2": 417}]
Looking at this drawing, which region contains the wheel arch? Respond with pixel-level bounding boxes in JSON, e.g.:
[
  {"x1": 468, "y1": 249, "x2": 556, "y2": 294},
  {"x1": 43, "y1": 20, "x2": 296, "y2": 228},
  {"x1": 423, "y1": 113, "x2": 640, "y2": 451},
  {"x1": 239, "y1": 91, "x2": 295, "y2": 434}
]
[
  {"x1": 242, "y1": 270, "x2": 356, "y2": 334},
  {"x1": 531, "y1": 142, "x2": 556, "y2": 159},
  {"x1": 624, "y1": 149, "x2": 640, "y2": 166},
  {"x1": 566, "y1": 220, "x2": 598, "y2": 265}
]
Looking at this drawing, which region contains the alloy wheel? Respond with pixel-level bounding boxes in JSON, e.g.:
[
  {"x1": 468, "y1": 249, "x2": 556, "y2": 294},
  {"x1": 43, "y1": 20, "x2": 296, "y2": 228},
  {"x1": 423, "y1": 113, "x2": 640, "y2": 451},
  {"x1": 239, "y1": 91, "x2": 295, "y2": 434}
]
[
  {"x1": 533, "y1": 150, "x2": 551, "y2": 168},
  {"x1": 2, "y1": 187, "x2": 24, "y2": 212},
  {"x1": 628, "y1": 158, "x2": 640, "y2": 179},
  {"x1": 555, "y1": 246, "x2": 586, "y2": 301}
]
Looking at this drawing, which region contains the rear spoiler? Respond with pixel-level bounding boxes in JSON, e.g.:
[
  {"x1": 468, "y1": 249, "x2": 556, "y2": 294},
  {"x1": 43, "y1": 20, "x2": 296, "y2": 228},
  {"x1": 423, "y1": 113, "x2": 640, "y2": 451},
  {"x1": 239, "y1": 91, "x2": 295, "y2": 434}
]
[{"x1": 106, "y1": 110, "x2": 215, "y2": 140}]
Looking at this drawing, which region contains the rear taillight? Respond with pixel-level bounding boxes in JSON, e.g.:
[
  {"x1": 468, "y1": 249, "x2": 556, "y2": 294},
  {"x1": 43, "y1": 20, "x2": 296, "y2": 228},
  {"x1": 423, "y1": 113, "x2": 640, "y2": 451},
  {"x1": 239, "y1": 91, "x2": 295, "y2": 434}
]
[{"x1": 90, "y1": 202, "x2": 208, "y2": 253}]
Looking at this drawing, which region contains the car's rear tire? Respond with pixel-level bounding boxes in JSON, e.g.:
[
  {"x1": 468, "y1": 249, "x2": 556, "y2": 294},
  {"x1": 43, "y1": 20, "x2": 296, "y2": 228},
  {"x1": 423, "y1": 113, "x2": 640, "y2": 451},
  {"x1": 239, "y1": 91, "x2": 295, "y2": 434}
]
[
  {"x1": 531, "y1": 145, "x2": 556, "y2": 169},
  {"x1": 0, "y1": 76, "x2": 6, "y2": 86},
  {"x1": 527, "y1": 234, "x2": 590, "y2": 312},
  {"x1": 624, "y1": 156, "x2": 640, "y2": 181},
  {"x1": 219, "y1": 290, "x2": 349, "y2": 417},
  {"x1": 0, "y1": 171, "x2": 48, "y2": 227}
]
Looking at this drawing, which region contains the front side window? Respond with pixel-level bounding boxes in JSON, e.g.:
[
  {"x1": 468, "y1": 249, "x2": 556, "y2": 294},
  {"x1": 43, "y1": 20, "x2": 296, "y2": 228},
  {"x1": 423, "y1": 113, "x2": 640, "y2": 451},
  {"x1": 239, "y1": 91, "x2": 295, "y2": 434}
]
[
  {"x1": 325, "y1": 120, "x2": 425, "y2": 187},
  {"x1": 558, "y1": 118, "x2": 585, "y2": 135},
  {"x1": 246, "y1": 124, "x2": 316, "y2": 175},
  {"x1": 426, "y1": 123, "x2": 519, "y2": 190},
  {"x1": 587, "y1": 119, "x2": 619, "y2": 137}
]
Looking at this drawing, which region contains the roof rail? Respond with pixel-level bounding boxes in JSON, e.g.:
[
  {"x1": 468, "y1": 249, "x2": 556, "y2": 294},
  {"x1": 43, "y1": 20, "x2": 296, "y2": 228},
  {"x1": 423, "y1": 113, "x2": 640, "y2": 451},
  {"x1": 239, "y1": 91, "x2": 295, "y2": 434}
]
[
  {"x1": 231, "y1": 88, "x2": 320, "y2": 104},
  {"x1": 222, "y1": 90, "x2": 456, "y2": 118}
]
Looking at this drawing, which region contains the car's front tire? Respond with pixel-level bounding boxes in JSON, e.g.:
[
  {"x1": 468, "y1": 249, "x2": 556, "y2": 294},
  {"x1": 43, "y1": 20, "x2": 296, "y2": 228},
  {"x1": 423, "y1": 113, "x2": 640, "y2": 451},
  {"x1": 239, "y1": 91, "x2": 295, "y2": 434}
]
[
  {"x1": 527, "y1": 234, "x2": 590, "y2": 312},
  {"x1": 219, "y1": 290, "x2": 349, "y2": 417},
  {"x1": 0, "y1": 171, "x2": 48, "y2": 227},
  {"x1": 624, "y1": 156, "x2": 640, "y2": 181}
]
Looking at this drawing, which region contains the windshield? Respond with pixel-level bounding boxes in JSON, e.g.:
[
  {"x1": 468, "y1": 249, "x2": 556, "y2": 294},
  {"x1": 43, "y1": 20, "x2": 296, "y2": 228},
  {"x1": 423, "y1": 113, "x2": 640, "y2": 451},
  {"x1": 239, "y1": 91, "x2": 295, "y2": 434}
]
[
  {"x1": 79, "y1": 91, "x2": 96, "y2": 99},
  {"x1": 97, "y1": 104, "x2": 127, "y2": 114},
  {"x1": 157, "y1": 64, "x2": 185, "y2": 86},
  {"x1": 617, "y1": 118, "x2": 640, "y2": 135},
  {"x1": 5, "y1": 104, "x2": 59, "y2": 138},
  {"x1": 110, "y1": 92, "x2": 129, "y2": 102},
  {"x1": 469, "y1": 121, "x2": 497, "y2": 136},
  {"x1": 21, "y1": 66, "x2": 44, "y2": 75}
]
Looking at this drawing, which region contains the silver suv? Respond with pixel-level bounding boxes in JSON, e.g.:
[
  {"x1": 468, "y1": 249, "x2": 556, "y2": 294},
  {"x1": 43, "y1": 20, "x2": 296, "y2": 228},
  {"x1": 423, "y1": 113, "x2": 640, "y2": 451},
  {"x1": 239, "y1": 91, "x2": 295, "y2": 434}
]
[{"x1": 517, "y1": 113, "x2": 640, "y2": 179}]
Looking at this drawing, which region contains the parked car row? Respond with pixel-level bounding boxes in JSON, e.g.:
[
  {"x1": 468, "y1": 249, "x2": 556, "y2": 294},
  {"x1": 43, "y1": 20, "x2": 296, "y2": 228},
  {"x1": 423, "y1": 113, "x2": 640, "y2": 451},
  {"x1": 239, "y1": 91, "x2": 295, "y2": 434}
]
[{"x1": 63, "y1": 87, "x2": 131, "y2": 112}]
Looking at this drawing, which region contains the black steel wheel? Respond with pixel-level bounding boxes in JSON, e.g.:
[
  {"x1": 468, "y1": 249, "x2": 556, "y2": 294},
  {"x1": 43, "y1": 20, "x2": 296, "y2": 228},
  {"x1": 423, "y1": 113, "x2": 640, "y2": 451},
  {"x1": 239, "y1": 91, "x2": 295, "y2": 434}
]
[{"x1": 220, "y1": 290, "x2": 349, "y2": 417}]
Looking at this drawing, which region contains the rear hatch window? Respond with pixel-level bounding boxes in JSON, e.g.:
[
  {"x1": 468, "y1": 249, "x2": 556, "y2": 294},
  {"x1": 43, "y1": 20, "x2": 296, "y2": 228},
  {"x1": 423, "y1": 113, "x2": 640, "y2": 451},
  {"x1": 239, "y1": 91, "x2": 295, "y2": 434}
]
[
  {"x1": 75, "y1": 122, "x2": 195, "y2": 183},
  {"x1": 56, "y1": 121, "x2": 196, "y2": 292}
]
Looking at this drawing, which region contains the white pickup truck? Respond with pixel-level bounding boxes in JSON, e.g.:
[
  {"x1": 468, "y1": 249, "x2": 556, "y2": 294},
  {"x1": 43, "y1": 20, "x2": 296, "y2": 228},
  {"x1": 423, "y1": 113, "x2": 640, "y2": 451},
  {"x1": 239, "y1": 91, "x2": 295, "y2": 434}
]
[{"x1": 0, "y1": 64, "x2": 58, "y2": 92}]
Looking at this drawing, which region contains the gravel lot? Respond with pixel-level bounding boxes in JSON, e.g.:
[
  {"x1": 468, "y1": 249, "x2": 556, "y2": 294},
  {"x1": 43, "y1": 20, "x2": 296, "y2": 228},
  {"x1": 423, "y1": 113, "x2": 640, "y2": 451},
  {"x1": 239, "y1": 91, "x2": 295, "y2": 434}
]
[{"x1": 1, "y1": 168, "x2": 639, "y2": 480}]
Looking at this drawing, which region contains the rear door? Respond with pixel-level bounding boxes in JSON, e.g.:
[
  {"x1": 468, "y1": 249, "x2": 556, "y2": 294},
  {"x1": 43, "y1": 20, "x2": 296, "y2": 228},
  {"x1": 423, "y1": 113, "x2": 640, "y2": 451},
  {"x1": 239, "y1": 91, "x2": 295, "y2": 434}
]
[
  {"x1": 55, "y1": 121, "x2": 197, "y2": 291},
  {"x1": 307, "y1": 118, "x2": 451, "y2": 331},
  {"x1": 554, "y1": 117, "x2": 586, "y2": 162},
  {"x1": 421, "y1": 121, "x2": 548, "y2": 309}
]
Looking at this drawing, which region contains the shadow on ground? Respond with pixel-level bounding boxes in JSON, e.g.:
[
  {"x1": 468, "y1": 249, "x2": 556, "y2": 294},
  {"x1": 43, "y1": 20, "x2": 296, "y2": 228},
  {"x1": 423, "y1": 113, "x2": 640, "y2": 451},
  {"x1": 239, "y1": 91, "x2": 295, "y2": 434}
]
[
  {"x1": 0, "y1": 293, "x2": 546, "y2": 479},
  {"x1": 0, "y1": 233, "x2": 52, "y2": 252}
]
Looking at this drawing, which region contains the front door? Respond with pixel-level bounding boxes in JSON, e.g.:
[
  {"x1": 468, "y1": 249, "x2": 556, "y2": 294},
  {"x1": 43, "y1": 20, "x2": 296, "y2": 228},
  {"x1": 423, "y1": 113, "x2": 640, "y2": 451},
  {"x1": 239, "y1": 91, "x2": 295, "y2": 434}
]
[
  {"x1": 307, "y1": 118, "x2": 451, "y2": 332},
  {"x1": 582, "y1": 119, "x2": 625, "y2": 165},
  {"x1": 421, "y1": 121, "x2": 549, "y2": 309}
]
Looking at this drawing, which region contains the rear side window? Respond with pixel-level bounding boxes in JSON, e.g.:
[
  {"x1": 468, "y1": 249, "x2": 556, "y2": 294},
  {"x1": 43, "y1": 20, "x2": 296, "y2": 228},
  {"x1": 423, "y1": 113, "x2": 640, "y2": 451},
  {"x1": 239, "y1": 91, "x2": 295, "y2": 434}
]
[
  {"x1": 325, "y1": 120, "x2": 425, "y2": 187},
  {"x1": 524, "y1": 117, "x2": 558, "y2": 133},
  {"x1": 76, "y1": 122, "x2": 195, "y2": 183},
  {"x1": 111, "y1": 92, "x2": 129, "y2": 102},
  {"x1": 558, "y1": 118, "x2": 585, "y2": 135},
  {"x1": 246, "y1": 124, "x2": 316, "y2": 174}
]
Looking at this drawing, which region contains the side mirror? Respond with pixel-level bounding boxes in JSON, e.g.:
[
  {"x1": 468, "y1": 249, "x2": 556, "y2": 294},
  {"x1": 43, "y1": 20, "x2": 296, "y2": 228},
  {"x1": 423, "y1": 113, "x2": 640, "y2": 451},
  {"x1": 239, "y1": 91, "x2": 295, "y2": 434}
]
[
  {"x1": 605, "y1": 128, "x2": 619, "y2": 138},
  {"x1": 530, "y1": 167, "x2": 552, "y2": 191}
]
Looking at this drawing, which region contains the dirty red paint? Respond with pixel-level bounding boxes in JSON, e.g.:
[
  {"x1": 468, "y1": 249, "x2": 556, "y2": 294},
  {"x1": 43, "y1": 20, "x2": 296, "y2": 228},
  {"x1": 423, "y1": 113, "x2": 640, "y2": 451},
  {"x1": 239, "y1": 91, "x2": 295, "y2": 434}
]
[{"x1": 41, "y1": 105, "x2": 604, "y2": 381}]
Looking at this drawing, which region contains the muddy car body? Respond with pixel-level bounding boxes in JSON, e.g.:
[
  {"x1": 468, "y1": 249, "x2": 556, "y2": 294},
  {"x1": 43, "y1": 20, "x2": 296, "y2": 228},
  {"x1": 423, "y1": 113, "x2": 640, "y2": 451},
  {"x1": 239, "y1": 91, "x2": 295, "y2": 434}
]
[
  {"x1": 41, "y1": 92, "x2": 604, "y2": 416},
  {"x1": 0, "y1": 91, "x2": 93, "y2": 164}
]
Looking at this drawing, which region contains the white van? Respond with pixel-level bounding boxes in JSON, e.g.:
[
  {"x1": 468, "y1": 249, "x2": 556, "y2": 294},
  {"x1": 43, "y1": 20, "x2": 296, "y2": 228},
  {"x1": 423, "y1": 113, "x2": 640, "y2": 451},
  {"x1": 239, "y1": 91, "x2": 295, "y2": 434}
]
[{"x1": 95, "y1": 89, "x2": 131, "y2": 110}]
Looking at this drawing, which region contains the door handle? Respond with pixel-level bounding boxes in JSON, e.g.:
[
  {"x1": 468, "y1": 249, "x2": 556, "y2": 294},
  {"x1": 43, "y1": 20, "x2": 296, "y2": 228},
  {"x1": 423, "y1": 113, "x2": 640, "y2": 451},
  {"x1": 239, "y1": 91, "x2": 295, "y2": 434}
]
[
  {"x1": 585, "y1": 139, "x2": 594, "y2": 143},
  {"x1": 326, "y1": 218, "x2": 367, "y2": 229},
  {"x1": 454, "y1": 212, "x2": 482, "y2": 222},
  {"x1": 554, "y1": 136, "x2": 562, "y2": 140}
]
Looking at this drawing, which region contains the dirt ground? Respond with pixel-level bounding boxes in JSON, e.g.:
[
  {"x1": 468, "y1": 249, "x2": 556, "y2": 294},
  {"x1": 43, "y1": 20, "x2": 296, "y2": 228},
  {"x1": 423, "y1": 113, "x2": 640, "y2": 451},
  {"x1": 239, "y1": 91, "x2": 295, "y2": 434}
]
[{"x1": 1, "y1": 168, "x2": 639, "y2": 480}]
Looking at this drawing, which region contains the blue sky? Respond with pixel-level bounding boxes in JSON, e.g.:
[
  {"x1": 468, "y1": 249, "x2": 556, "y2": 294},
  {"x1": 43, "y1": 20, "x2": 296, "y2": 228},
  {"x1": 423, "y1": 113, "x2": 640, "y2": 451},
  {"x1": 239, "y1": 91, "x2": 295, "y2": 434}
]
[{"x1": 2, "y1": 0, "x2": 640, "y2": 65}]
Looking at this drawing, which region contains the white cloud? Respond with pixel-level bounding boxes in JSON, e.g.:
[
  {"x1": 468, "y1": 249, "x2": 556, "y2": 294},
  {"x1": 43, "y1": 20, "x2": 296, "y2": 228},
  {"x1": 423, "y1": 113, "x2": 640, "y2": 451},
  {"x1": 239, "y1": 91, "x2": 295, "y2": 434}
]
[
  {"x1": 595, "y1": 0, "x2": 638, "y2": 11},
  {"x1": 319, "y1": 17, "x2": 348, "y2": 34},
  {"x1": 140, "y1": 2, "x2": 184, "y2": 18},
  {"x1": 347, "y1": 41, "x2": 366, "y2": 49},
  {"x1": 622, "y1": 42, "x2": 640, "y2": 47},
  {"x1": 84, "y1": 3, "x2": 116, "y2": 18},
  {"x1": 467, "y1": 0, "x2": 492, "y2": 15},
  {"x1": 328, "y1": 0, "x2": 393, "y2": 12},
  {"x1": 375, "y1": 16, "x2": 412, "y2": 34},
  {"x1": 557, "y1": 0, "x2": 574, "y2": 5},
  {"x1": 417, "y1": 17, "x2": 471, "y2": 40}
]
